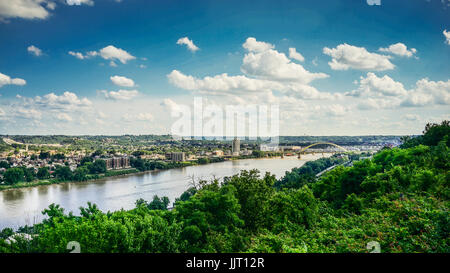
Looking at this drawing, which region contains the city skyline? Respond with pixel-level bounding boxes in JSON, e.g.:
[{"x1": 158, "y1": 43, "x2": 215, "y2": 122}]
[{"x1": 0, "y1": 0, "x2": 449, "y2": 136}]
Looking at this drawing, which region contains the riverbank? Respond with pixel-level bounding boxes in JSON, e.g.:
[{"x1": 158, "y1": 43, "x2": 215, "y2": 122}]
[
  {"x1": 0, "y1": 168, "x2": 140, "y2": 192},
  {"x1": 0, "y1": 154, "x2": 285, "y2": 192}
]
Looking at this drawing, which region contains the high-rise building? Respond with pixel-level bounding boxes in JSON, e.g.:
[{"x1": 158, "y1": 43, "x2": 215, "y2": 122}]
[
  {"x1": 104, "y1": 156, "x2": 130, "y2": 170},
  {"x1": 105, "y1": 158, "x2": 113, "y2": 169},
  {"x1": 232, "y1": 137, "x2": 240, "y2": 156},
  {"x1": 171, "y1": 152, "x2": 186, "y2": 162}
]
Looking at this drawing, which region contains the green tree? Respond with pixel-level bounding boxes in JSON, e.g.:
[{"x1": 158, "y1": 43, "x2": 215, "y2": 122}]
[
  {"x1": 226, "y1": 170, "x2": 276, "y2": 231},
  {"x1": 0, "y1": 161, "x2": 10, "y2": 169},
  {"x1": 52, "y1": 153, "x2": 65, "y2": 160},
  {"x1": 132, "y1": 151, "x2": 145, "y2": 157},
  {"x1": 29, "y1": 203, "x2": 182, "y2": 253},
  {"x1": 176, "y1": 184, "x2": 244, "y2": 252},
  {"x1": 39, "y1": 151, "x2": 50, "y2": 159},
  {"x1": 148, "y1": 195, "x2": 170, "y2": 210},
  {"x1": 80, "y1": 156, "x2": 93, "y2": 166},
  {"x1": 130, "y1": 157, "x2": 145, "y2": 171},
  {"x1": 23, "y1": 167, "x2": 36, "y2": 182},
  {"x1": 37, "y1": 167, "x2": 50, "y2": 179},
  {"x1": 54, "y1": 166, "x2": 72, "y2": 181},
  {"x1": 267, "y1": 186, "x2": 319, "y2": 231},
  {"x1": 0, "y1": 228, "x2": 14, "y2": 239},
  {"x1": 401, "y1": 120, "x2": 450, "y2": 148},
  {"x1": 252, "y1": 150, "x2": 265, "y2": 158},
  {"x1": 4, "y1": 167, "x2": 24, "y2": 185},
  {"x1": 175, "y1": 187, "x2": 197, "y2": 204},
  {"x1": 91, "y1": 150, "x2": 103, "y2": 157},
  {"x1": 197, "y1": 158, "x2": 209, "y2": 164},
  {"x1": 73, "y1": 166, "x2": 88, "y2": 181},
  {"x1": 88, "y1": 160, "x2": 106, "y2": 174}
]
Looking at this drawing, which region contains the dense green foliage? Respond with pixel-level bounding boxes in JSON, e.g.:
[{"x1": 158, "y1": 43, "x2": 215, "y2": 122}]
[
  {"x1": 136, "y1": 196, "x2": 170, "y2": 210},
  {"x1": 275, "y1": 156, "x2": 347, "y2": 190},
  {"x1": 400, "y1": 120, "x2": 450, "y2": 148},
  {"x1": 0, "y1": 161, "x2": 10, "y2": 169},
  {"x1": 36, "y1": 167, "x2": 50, "y2": 179},
  {"x1": 0, "y1": 122, "x2": 448, "y2": 253},
  {"x1": 4, "y1": 167, "x2": 25, "y2": 185},
  {"x1": 0, "y1": 158, "x2": 115, "y2": 186}
]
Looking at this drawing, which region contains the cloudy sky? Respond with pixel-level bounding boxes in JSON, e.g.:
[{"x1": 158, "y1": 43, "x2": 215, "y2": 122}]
[{"x1": 0, "y1": 0, "x2": 449, "y2": 136}]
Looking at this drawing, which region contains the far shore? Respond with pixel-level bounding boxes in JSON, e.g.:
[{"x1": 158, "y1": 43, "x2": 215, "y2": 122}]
[{"x1": 0, "y1": 154, "x2": 322, "y2": 192}]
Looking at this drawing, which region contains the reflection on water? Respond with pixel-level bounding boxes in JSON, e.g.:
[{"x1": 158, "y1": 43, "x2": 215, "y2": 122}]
[
  {"x1": 37, "y1": 186, "x2": 49, "y2": 195},
  {"x1": 3, "y1": 190, "x2": 25, "y2": 202},
  {"x1": 60, "y1": 183, "x2": 71, "y2": 192},
  {"x1": 0, "y1": 155, "x2": 329, "y2": 230}
]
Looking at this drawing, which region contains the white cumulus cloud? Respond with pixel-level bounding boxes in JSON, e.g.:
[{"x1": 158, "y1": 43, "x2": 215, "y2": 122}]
[
  {"x1": 0, "y1": 0, "x2": 50, "y2": 21},
  {"x1": 68, "y1": 46, "x2": 134, "y2": 64},
  {"x1": 68, "y1": 50, "x2": 98, "y2": 60},
  {"x1": 161, "y1": 98, "x2": 184, "y2": 114},
  {"x1": 168, "y1": 70, "x2": 281, "y2": 93},
  {"x1": 444, "y1": 29, "x2": 450, "y2": 45},
  {"x1": 167, "y1": 38, "x2": 336, "y2": 102},
  {"x1": 68, "y1": 51, "x2": 87, "y2": 59},
  {"x1": 379, "y1": 43, "x2": 417, "y2": 58},
  {"x1": 347, "y1": 72, "x2": 407, "y2": 97},
  {"x1": 176, "y1": 37, "x2": 199, "y2": 52},
  {"x1": 288, "y1": 47, "x2": 305, "y2": 62},
  {"x1": 99, "y1": 45, "x2": 135, "y2": 64},
  {"x1": 34, "y1": 91, "x2": 92, "y2": 110},
  {"x1": 403, "y1": 78, "x2": 450, "y2": 106},
  {"x1": 324, "y1": 104, "x2": 349, "y2": 117},
  {"x1": 0, "y1": 72, "x2": 26, "y2": 88},
  {"x1": 349, "y1": 73, "x2": 450, "y2": 109},
  {"x1": 56, "y1": 113, "x2": 73, "y2": 121},
  {"x1": 27, "y1": 45, "x2": 43, "y2": 56},
  {"x1": 241, "y1": 38, "x2": 328, "y2": 84},
  {"x1": 243, "y1": 37, "x2": 274, "y2": 53},
  {"x1": 13, "y1": 107, "x2": 42, "y2": 120},
  {"x1": 110, "y1": 75, "x2": 135, "y2": 87},
  {"x1": 323, "y1": 43, "x2": 395, "y2": 71},
  {"x1": 100, "y1": 89, "x2": 139, "y2": 100},
  {"x1": 0, "y1": 0, "x2": 94, "y2": 22}
]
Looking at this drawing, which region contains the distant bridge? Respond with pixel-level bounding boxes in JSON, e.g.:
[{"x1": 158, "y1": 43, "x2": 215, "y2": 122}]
[{"x1": 298, "y1": 142, "x2": 347, "y2": 154}]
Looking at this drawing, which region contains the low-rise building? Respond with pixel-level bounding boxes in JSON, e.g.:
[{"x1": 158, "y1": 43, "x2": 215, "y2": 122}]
[{"x1": 260, "y1": 144, "x2": 280, "y2": 152}]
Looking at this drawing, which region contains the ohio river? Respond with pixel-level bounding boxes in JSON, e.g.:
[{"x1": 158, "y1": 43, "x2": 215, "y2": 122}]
[{"x1": 0, "y1": 155, "x2": 329, "y2": 230}]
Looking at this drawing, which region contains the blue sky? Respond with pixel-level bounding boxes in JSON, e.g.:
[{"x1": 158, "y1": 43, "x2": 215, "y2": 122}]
[{"x1": 0, "y1": 0, "x2": 449, "y2": 135}]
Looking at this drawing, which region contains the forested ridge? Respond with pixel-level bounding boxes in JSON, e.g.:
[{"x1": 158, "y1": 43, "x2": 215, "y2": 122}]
[{"x1": 0, "y1": 121, "x2": 448, "y2": 253}]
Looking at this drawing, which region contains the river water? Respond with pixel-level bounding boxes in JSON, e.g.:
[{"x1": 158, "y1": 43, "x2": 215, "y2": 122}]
[{"x1": 0, "y1": 155, "x2": 328, "y2": 230}]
